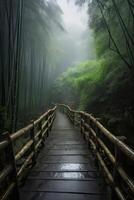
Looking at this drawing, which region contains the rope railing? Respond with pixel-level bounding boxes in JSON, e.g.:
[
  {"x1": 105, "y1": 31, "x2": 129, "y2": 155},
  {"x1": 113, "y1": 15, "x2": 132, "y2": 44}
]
[
  {"x1": 58, "y1": 104, "x2": 134, "y2": 200},
  {"x1": 0, "y1": 106, "x2": 56, "y2": 200}
]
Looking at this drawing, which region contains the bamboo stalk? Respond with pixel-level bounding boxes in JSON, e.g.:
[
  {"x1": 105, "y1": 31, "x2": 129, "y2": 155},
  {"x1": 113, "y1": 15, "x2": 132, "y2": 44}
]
[
  {"x1": 15, "y1": 139, "x2": 33, "y2": 161},
  {"x1": 61, "y1": 104, "x2": 134, "y2": 197},
  {"x1": 10, "y1": 106, "x2": 57, "y2": 141},
  {"x1": 1, "y1": 182, "x2": 15, "y2": 200},
  {"x1": 85, "y1": 113, "x2": 134, "y2": 161},
  {"x1": 34, "y1": 130, "x2": 41, "y2": 140},
  {"x1": 17, "y1": 152, "x2": 34, "y2": 177},
  {"x1": 42, "y1": 121, "x2": 48, "y2": 130},
  {"x1": 0, "y1": 165, "x2": 13, "y2": 183},
  {"x1": 10, "y1": 124, "x2": 33, "y2": 141},
  {"x1": 34, "y1": 112, "x2": 48, "y2": 126},
  {"x1": 64, "y1": 104, "x2": 134, "y2": 161},
  {"x1": 0, "y1": 140, "x2": 9, "y2": 150},
  {"x1": 42, "y1": 128, "x2": 48, "y2": 137},
  {"x1": 85, "y1": 123, "x2": 134, "y2": 193},
  {"x1": 35, "y1": 139, "x2": 42, "y2": 150},
  {"x1": 89, "y1": 138, "x2": 125, "y2": 200}
]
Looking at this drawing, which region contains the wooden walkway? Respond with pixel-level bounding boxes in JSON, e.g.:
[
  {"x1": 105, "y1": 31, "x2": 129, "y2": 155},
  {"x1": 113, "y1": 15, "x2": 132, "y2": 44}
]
[{"x1": 20, "y1": 111, "x2": 109, "y2": 200}]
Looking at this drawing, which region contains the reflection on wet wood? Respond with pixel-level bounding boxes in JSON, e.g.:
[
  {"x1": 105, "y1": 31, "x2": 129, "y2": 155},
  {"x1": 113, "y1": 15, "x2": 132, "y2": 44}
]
[{"x1": 20, "y1": 112, "x2": 108, "y2": 200}]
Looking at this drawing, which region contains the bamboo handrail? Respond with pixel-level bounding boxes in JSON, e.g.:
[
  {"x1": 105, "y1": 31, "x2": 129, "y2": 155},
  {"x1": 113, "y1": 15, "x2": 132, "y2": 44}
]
[
  {"x1": 59, "y1": 104, "x2": 134, "y2": 160},
  {"x1": 1, "y1": 103, "x2": 133, "y2": 200},
  {"x1": 0, "y1": 105, "x2": 57, "y2": 200},
  {"x1": 87, "y1": 113, "x2": 134, "y2": 161},
  {"x1": 1, "y1": 182, "x2": 15, "y2": 200},
  {"x1": 15, "y1": 140, "x2": 33, "y2": 161},
  {"x1": 0, "y1": 140, "x2": 9, "y2": 150},
  {"x1": 59, "y1": 104, "x2": 134, "y2": 200},
  {"x1": 0, "y1": 165, "x2": 13, "y2": 184},
  {"x1": 85, "y1": 123, "x2": 134, "y2": 193},
  {"x1": 10, "y1": 124, "x2": 33, "y2": 141}
]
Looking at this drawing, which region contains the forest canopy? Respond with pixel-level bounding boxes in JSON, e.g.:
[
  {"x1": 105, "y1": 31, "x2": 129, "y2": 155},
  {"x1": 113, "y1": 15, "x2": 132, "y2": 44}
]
[
  {"x1": 0, "y1": 0, "x2": 134, "y2": 146},
  {"x1": 0, "y1": 0, "x2": 64, "y2": 132},
  {"x1": 54, "y1": 0, "x2": 134, "y2": 145}
]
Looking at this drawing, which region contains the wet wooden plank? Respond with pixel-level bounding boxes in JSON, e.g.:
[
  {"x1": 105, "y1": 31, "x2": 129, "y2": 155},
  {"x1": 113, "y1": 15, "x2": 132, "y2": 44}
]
[
  {"x1": 21, "y1": 179, "x2": 102, "y2": 194},
  {"x1": 32, "y1": 163, "x2": 97, "y2": 172},
  {"x1": 46, "y1": 144, "x2": 89, "y2": 150},
  {"x1": 28, "y1": 171, "x2": 100, "y2": 180},
  {"x1": 44, "y1": 149, "x2": 90, "y2": 155},
  {"x1": 20, "y1": 192, "x2": 104, "y2": 200},
  {"x1": 37, "y1": 155, "x2": 92, "y2": 164},
  {"x1": 20, "y1": 111, "x2": 107, "y2": 200}
]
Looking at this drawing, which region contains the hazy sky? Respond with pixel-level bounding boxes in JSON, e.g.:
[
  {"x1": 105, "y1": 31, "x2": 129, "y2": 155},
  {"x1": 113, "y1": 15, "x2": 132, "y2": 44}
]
[
  {"x1": 55, "y1": 0, "x2": 95, "y2": 65},
  {"x1": 57, "y1": 0, "x2": 88, "y2": 32}
]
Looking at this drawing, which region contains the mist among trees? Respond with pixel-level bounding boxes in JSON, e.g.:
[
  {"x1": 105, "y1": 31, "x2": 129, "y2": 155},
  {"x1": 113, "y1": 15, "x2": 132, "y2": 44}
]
[{"x1": 0, "y1": 0, "x2": 134, "y2": 147}]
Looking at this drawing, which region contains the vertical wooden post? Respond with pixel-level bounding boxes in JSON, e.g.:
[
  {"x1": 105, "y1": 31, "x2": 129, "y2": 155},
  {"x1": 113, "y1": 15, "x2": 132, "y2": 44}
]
[
  {"x1": 112, "y1": 136, "x2": 126, "y2": 199},
  {"x1": 30, "y1": 121, "x2": 36, "y2": 164},
  {"x1": 75, "y1": 112, "x2": 77, "y2": 126},
  {"x1": 46, "y1": 112, "x2": 49, "y2": 137},
  {"x1": 52, "y1": 109, "x2": 55, "y2": 128},
  {"x1": 5, "y1": 132, "x2": 20, "y2": 200},
  {"x1": 82, "y1": 113, "x2": 86, "y2": 140},
  {"x1": 95, "y1": 123, "x2": 100, "y2": 152},
  {"x1": 87, "y1": 117, "x2": 91, "y2": 139},
  {"x1": 80, "y1": 112, "x2": 83, "y2": 134},
  {"x1": 39, "y1": 119, "x2": 44, "y2": 146},
  {"x1": 67, "y1": 109, "x2": 68, "y2": 118},
  {"x1": 95, "y1": 125, "x2": 101, "y2": 168},
  {"x1": 50, "y1": 110, "x2": 52, "y2": 131},
  {"x1": 67, "y1": 109, "x2": 69, "y2": 119},
  {"x1": 73, "y1": 112, "x2": 75, "y2": 125}
]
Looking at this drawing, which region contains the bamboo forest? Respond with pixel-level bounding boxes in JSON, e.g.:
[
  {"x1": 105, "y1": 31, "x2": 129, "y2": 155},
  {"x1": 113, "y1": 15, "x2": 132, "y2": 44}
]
[{"x1": 0, "y1": 1, "x2": 134, "y2": 200}]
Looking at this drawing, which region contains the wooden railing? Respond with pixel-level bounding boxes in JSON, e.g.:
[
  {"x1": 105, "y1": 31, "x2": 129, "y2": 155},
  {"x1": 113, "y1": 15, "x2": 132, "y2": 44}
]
[
  {"x1": 0, "y1": 106, "x2": 56, "y2": 200},
  {"x1": 59, "y1": 104, "x2": 134, "y2": 200}
]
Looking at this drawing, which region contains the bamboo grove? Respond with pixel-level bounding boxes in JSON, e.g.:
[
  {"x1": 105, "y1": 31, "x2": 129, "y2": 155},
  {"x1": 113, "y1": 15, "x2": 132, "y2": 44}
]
[
  {"x1": 0, "y1": 0, "x2": 63, "y2": 133},
  {"x1": 0, "y1": 0, "x2": 134, "y2": 147}
]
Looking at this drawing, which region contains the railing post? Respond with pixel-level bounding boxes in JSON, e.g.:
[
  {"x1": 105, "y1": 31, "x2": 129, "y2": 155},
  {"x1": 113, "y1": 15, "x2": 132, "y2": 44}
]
[
  {"x1": 73, "y1": 112, "x2": 75, "y2": 125},
  {"x1": 84, "y1": 115, "x2": 88, "y2": 140},
  {"x1": 51, "y1": 109, "x2": 56, "y2": 128},
  {"x1": 50, "y1": 110, "x2": 53, "y2": 131},
  {"x1": 68, "y1": 109, "x2": 70, "y2": 119},
  {"x1": 71, "y1": 111, "x2": 74, "y2": 125},
  {"x1": 95, "y1": 125, "x2": 101, "y2": 167},
  {"x1": 80, "y1": 112, "x2": 83, "y2": 134},
  {"x1": 5, "y1": 132, "x2": 20, "y2": 200},
  {"x1": 30, "y1": 120, "x2": 36, "y2": 164},
  {"x1": 63, "y1": 106, "x2": 65, "y2": 113},
  {"x1": 81, "y1": 113, "x2": 86, "y2": 140},
  {"x1": 67, "y1": 109, "x2": 69, "y2": 119},
  {"x1": 46, "y1": 112, "x2": 49, "y2": 137},
  {"x1": 39, "y1": 119, "x2": 44, "y2": 146},
  {"x1": 112, "y1": 136, "x2": 127, "y2": 199}
]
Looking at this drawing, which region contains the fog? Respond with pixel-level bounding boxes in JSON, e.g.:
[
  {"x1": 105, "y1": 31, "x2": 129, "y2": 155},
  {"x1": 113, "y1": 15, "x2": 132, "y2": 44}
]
[
  {"x1": 1, "y1": 0, "x2": 133, "y2": 151},
  {"x1": 0, "y1": 0, "x2": 96, "y2": 131},
  {"x1": 54, "y1": 0, "x2": 96, "y2": 74},
  {"x1": 57, "y1": 0, "x2": 88, "y2": 31}
]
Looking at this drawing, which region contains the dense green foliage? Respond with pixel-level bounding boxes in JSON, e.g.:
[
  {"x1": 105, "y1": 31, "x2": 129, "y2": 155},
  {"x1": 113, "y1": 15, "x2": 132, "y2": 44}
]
[
  {"x1": 0, "y1": 0, "x2": 134, "y2": 146},
  {"x1": 55, "y1": 0, "x2": 134, "y2": 145}
]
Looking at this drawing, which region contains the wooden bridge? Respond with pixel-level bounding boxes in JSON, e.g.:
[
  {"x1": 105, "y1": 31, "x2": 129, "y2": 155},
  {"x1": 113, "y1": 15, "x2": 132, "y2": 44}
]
[{"x1": 0, "y1": 105, "x2": 134, "y2": 200}]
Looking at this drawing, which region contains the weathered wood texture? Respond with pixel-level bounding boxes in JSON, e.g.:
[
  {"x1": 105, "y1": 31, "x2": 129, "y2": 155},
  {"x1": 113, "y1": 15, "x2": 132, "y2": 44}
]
[
  {"x1": 59, "y1": 104, "x2": 134, "y2": 200},
  {"x1": 0, "y1": 104, "x2": 134, "y2": 200},
  {"x1": 0, "y1": 106, "x2": 56, "y2": 200},
  {"x1": 20, "y1": 111, "x2": 108, "y2": 200}
]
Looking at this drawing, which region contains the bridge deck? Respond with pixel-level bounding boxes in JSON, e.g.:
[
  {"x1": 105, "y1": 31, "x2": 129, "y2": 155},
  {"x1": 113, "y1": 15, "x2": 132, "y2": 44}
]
[{"x1": 20, "y1": 111, "x2": 108, "y2": 200}]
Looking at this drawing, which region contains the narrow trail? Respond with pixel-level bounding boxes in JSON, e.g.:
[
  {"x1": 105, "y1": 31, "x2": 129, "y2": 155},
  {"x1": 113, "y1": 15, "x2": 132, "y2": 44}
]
[{"x1": 20, "y1": 111, "x2": 108, "y2": 200}]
